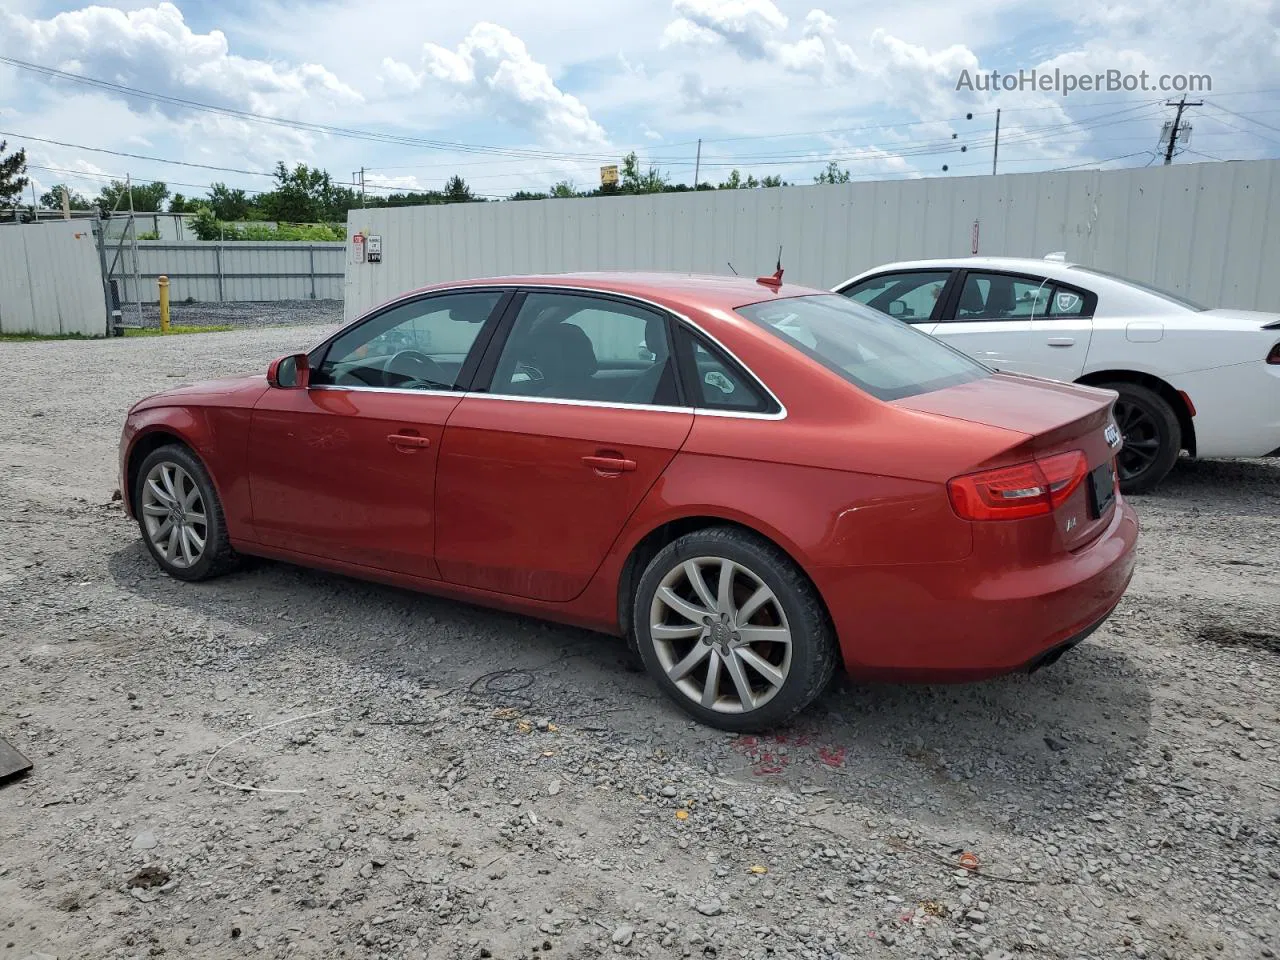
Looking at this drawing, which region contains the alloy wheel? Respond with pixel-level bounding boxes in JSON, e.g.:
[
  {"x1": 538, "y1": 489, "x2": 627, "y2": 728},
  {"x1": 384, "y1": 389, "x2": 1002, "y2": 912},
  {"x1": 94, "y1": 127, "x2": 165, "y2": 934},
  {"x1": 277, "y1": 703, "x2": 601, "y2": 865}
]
[
  {"x1": 140, "y1": 461, "x2": 208, "y2": 569},
  {"x1": 1113, "y1": 397, "x2": 1162, "y2": 482},
  {"x1": 648, "y1": 556, "x2": 793, "y2": 714}
]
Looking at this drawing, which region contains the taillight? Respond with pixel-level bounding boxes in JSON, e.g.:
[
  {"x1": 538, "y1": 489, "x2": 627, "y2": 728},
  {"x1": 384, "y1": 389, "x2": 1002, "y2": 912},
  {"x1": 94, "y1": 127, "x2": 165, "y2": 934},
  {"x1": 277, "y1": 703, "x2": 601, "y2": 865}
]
[
  {"x1": 948, "y1": 450, "x2": 1088, "y2": 521},
  {"x1": 1267, "y1": 342, "x2": 1280, "y2": 365}
]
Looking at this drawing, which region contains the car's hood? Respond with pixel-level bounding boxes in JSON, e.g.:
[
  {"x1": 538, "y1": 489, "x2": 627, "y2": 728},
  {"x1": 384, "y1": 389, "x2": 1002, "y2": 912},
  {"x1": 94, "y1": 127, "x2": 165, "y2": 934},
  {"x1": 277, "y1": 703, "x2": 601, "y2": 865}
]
[{"x1": 129, "y1": 373, "x2": 270, "y2": 413}]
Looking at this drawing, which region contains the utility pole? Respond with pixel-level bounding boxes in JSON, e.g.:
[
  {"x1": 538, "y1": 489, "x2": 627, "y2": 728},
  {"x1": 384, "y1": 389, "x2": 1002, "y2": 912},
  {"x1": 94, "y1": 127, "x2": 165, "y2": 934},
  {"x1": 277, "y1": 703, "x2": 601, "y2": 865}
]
[
  {"x1": 360, "y1": 167, "x2": 366, "y2": 208},
  {"x1": 992, "y1": 108, "x2": 1001, "y2": 176},
  {"x1": 693, "y1": 139, "x2": 702, "y2": 189},
  {"x1": 1162, "y1": 96, "x2": 1202, "y2": 165}
]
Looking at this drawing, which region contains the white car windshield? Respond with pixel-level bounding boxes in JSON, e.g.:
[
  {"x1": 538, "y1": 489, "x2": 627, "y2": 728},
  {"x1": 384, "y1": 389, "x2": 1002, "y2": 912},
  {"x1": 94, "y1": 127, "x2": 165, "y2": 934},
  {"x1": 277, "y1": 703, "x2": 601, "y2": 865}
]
[{"x1": 737, "y1": 294, "x2": 991, "y2": 401}]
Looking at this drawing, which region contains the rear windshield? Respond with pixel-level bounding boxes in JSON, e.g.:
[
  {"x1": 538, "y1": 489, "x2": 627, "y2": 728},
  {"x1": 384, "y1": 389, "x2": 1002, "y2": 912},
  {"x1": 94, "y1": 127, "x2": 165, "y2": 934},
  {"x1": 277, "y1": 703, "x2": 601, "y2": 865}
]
[
  {"x1": 1071, "y1": 266, "x2": 1207, "y2": 311},
  {"x1": 737, "y1": 294, "x2": 991, "y2": 401}
]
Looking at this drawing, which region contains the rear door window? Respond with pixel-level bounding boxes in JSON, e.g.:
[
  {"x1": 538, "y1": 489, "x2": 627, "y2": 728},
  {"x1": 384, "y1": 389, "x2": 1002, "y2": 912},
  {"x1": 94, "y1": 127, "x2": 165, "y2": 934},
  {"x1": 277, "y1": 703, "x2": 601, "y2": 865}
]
[
  {"x1": 839, "y1": 271, "x2": 951, "y2": 322},
  {"x1": 737, "y1": 294, "x2": 990, "y2": 401}
]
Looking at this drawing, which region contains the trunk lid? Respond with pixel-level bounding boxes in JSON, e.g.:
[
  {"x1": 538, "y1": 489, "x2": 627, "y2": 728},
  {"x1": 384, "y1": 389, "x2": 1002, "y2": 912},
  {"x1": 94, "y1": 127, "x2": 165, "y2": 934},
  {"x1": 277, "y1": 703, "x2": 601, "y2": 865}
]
[{"x1": 895, "y1": 373, "x2": 1121, "y2": 550}]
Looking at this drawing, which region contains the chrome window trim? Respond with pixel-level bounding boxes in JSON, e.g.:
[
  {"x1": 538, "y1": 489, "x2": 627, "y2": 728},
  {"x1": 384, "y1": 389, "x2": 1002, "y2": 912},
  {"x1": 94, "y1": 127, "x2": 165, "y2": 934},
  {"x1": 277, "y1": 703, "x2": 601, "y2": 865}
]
[
  {"x1": 305, "y1": 383, "x2": 785, "y2": 420},
  {"x1": 305, "y1": 281, "x2": 789, "y2": 421}
]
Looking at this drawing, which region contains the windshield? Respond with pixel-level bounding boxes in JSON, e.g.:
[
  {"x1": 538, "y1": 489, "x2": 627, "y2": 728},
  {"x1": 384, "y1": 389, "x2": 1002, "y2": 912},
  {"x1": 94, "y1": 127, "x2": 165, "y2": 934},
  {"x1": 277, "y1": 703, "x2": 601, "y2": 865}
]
[
  {"x1": 1071, "y1": 266, "x2": 1208, "y2": 311},
  {"x1": 737, "y1": 294, "x2": 991, "y2": 401}
]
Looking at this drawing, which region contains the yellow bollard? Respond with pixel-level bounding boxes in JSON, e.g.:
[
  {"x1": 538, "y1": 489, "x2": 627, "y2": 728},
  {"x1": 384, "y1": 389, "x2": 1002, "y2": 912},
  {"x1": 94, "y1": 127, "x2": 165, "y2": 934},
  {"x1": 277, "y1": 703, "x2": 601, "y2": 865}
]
[{"x1": 158, "y1": 275, "x2": 170, "y2": 334}]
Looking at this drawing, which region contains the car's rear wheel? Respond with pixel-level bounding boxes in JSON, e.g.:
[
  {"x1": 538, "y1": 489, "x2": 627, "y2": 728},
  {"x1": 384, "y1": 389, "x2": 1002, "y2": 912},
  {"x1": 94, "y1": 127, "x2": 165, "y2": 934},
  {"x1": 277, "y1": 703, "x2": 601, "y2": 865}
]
[
  {"x1": 632, "y1": 527, "x2": 838, "y2": 731},
  {"x1": 1104, "y1": 382, "x2": 1181, "y2": 494},
  {"x1": 134, "y1": 444, "x2": 239, "y2": 582}
]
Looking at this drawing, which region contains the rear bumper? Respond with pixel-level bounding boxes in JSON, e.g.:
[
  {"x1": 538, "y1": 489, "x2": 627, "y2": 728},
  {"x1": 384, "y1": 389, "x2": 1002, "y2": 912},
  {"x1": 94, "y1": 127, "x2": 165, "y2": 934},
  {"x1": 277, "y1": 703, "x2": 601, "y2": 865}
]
[{"x1": 815, "y1": 498, "x2": 1139, "y2": 681}]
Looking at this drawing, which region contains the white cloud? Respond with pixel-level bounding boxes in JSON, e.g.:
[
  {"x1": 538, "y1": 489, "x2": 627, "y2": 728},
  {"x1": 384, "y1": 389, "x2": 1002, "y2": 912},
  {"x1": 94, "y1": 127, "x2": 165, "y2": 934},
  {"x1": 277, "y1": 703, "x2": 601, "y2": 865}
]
[
  {"x1": 410, "y1": 22, "x2": 609, "y2": 148},
  {"x1": 2, "y1": 2, "x2": 362, "y2": 118},
  {"x1": 679, "y1": 72, "x2": 743, "y2": 113},
  {"x1": 666, "y1": 0, "x2": 788, "y2": 59}
]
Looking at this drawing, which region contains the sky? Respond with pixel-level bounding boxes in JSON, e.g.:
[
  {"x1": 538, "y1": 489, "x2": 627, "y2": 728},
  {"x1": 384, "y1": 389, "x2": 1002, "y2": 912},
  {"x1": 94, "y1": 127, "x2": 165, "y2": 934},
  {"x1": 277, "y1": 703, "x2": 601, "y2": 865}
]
[{"x1": 0, "y1": 0, "x2": 1278, "y2": 206}]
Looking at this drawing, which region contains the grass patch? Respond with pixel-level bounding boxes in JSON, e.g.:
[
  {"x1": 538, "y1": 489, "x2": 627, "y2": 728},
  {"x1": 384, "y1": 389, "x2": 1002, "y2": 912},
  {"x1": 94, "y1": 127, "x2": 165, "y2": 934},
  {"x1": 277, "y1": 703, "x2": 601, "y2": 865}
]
[
  {"x1": 123, "y1": 325, "x2": 235, "y2": 337},
  {"x1": 1, "y1": 325, "x2": 233, "y2": 341},
  {"x1": 0, "y1": 331, "x2": 98, "y2": 342}
]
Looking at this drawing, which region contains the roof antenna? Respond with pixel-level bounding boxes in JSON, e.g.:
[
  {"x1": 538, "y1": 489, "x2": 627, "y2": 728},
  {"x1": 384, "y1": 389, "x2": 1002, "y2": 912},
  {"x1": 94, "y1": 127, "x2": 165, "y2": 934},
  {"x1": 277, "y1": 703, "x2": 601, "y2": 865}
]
[
  {"x1": 756, "y1": 245, "x2": 784, "y2": 290},
  {"x1": 727, "y1": 261, "x2": 738, "y2": 275}
]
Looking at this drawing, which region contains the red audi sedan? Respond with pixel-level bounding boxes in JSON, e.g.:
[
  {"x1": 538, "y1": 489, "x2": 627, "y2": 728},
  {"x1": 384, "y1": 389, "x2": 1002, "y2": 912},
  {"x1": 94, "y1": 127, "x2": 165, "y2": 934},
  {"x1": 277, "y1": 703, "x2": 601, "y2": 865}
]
[{"x1": 119, "y1": 272, "x2": 1138, "y2": 730}]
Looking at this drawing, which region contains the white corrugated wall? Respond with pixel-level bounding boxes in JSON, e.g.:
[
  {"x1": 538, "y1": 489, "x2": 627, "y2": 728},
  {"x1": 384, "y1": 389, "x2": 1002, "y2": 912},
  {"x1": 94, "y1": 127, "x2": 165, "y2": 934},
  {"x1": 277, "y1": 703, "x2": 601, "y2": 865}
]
[
  {"x1": 343, "y1": 159, "x2": 1280, "y2": 322},
  {"x1": 0, "y1": 220, "x2": 106, "y2": 336},
  {"x1": 110, "y1": 242, "x2": 346, "y2": 303}
]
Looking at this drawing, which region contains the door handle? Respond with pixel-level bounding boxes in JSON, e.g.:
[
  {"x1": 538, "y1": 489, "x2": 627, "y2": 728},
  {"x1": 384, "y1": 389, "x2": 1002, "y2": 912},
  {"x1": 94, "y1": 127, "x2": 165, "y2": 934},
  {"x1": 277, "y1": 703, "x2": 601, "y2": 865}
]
[
  {"x1": 582, "y1": 455, "x2": 637, "y2": 474},
  {"x1": 387, "y1": 433, "x2": 431, "y2": 449},
  {"x1": 1047, "y1": 337, "x2": 1075, "y2": 347}
]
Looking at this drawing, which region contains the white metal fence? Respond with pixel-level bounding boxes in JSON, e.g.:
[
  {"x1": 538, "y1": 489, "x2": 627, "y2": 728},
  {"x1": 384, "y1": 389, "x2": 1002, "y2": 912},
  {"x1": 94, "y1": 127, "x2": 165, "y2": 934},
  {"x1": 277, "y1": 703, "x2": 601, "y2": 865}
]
[
  {"x1": 344, "y1": 159, "x2": 1280, "y2": 322},
  {"x1": 109, "y1": 241, "x2": 345, "y2": 303},
  {"x1": 0, "y1": 220, "x2": 106, "y2": 336}
]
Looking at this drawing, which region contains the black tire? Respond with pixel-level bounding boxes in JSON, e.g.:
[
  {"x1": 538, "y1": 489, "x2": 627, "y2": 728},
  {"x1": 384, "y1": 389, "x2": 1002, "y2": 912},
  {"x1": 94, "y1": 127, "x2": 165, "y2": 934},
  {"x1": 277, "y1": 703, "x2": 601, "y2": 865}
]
[
  {"x1": 133, "y1": 444, "x2": 239, "y2": 582},
  {"x1": 632, "y1": 526, "x2": 838, "y2": 732},
  {"x1": 1104, "y1": 382, "x2": 1181, "y2": 494}
]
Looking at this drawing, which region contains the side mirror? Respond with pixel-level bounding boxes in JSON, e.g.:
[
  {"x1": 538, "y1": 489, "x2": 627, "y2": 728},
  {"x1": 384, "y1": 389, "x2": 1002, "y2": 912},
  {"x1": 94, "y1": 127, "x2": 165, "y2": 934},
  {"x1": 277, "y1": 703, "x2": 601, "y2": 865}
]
[
  {"x1": 267, "y1": 353, "x2": 310, "y2": 389},
  {"x1": 887, "y1": 300, "x2": 907, "y2": 318}
]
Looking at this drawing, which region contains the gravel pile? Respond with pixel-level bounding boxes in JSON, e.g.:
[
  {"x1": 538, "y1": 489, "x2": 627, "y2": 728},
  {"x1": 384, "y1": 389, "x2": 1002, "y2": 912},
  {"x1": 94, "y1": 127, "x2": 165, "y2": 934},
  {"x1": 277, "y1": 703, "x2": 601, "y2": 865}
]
[
  {"x1": 124, "y1": 298, "x2": 344, "y2": 330},
  {"x1": 0, "y1": 327, "x2": 1277, "y2": 960}
]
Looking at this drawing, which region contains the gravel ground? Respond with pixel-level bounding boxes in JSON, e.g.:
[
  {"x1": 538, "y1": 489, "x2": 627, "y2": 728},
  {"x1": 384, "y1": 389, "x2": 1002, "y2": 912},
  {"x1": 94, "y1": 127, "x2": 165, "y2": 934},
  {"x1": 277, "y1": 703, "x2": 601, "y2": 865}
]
[
  {"x1": 0, "y1": 326, "x2": 1277, "y2": 960},
  {"x1": 125, "y1": 299, "x2": 344, "y2": 330}
]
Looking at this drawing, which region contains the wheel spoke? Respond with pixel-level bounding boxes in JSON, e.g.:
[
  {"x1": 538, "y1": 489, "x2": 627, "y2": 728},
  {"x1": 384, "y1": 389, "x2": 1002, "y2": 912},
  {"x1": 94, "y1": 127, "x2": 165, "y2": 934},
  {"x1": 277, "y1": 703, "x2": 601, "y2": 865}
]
[
  {"x1": 723, "y1": 651, "x2": 756, "y2": 710},
  {"x1": 700, "y1": 651, "x2": 723, "y2": 708},
  {"x1": 165, "y1": 525, "x2": 181, "y2": 562},
  {"x1": 683, "y1": 560, "x2": 717, "y2": 611},
  {"x1": 667, "y1": 642, "x2": 712, "y2": 681},
  {"x1": 737, "y1": 625, "x2": 791, "y2": 646},
  {"x1": 736, "y1": 584, "x2": 771, "y2": 624},
  {"x1": 185, "y1": 511, "x2": 207, "y2": 527},
  {"x1": 716, "y1": 559, "x2": 736, "y2": 614},
  {"x1": 182, "y1": 482, "x2": 202, "y2": 511},
  {"x1": 151, "y1": 516, "x2": 173, "y2": 543},
  {"x1": 736, "y1": 647, "x2": 786, "y2": 689},
  {"x1": 657, "y1": 586, "x2": 711, "y2": 625},
  {"x1": 651, "y1": 623, "x2": 703, "y2": 641},
  {"x1": 178, "y1": 526, "x2": 195, "y2": 565},
  {"x1": 142, "y1": 503, "x2": 168, "y2": 518},
  {"x1": 160, "y1": 465, "x2": 178, "y2": 501},
  {"x1": 147, "y1": 478, "x2": 173, "y2": 507},
  {"x1": 183, "y1": 525, "x2": 205, "y2": 556}
]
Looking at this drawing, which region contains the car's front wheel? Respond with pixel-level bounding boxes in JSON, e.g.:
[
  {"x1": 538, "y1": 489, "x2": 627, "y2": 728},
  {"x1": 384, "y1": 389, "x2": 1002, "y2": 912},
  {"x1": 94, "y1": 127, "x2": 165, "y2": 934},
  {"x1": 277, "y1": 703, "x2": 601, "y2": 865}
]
[
  {"x1": 632, "y1": 527, "x2": 838, "y2": 731},
  {"x1": 1104, "y1": 382, "x2": 1181, "y2": 494},
  {"x1": 134, "y1": 444, "x2": 239, "y2": 581}
]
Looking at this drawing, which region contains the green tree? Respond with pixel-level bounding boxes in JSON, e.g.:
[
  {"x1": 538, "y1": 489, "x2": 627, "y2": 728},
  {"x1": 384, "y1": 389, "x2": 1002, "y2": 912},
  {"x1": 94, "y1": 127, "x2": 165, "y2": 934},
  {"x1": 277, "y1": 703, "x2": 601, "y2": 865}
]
[
  {"x1": 760, "y1": 175, "x2": 786, "y2": 188},
  {"x1": 443, "y1": 175, "x2": 474, "y2": 203},
  {"x1": 258, "y1": 163, "x2": 335, "y2": 223},
  {"x1": 96, "y1": 179, "x2": 170, "y2": 213},
  {"x1": 619, "y1": 151, "x2": 668, "y2": 194},
  {"x1": 718, "y1": 169, "x2": 743, "y2": 190},
  {"x1": 168, "y1": 193, "x2": 194, "y2": 213},
  {"x1": 813, "y1": 161, "x2": 851, "y2": 185},
  {"x1": 38, "y1": 184, "x2": 92, "y2": 210},
  {"x1": 207, "y1": 182, "x2": 251, "y2": 221},
  {"x1": 508, "y1": 190, "x2": 548, "y2": 201},
  {"x1": 0, "y1": 140, "x2": 30, "y2": 205},
  {"x1": 550, "y1": 180, "x2": 578, "y2": 198}
]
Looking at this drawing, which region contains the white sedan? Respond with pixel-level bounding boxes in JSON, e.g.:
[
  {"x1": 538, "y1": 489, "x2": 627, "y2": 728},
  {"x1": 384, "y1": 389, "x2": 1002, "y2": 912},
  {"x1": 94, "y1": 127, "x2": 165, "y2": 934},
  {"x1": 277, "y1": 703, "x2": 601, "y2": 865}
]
[{"x1": 834, "y1": 256, "x2": 1280, "y2": 492}]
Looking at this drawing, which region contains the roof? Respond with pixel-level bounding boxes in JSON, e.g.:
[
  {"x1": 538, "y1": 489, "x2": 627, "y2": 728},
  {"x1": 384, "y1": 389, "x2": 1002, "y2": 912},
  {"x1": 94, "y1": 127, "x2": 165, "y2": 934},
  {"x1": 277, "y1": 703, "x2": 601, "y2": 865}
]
[
  {"x1": 836, "y1": 256, "x2": 1081, "y2": 287},
  {"x1": 412, "y1": 271, "x2": 830, "y2": 312}
]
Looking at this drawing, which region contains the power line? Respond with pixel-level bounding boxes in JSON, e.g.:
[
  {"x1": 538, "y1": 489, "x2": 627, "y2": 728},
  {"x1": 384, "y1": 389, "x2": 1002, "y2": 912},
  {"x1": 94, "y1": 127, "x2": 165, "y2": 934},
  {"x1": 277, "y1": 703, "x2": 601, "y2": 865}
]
[
  {"x1": 0, "y1": 129, "x2": 277, "y2": 178},
  {"x1": 0, "y1": 55, "x2": 623, "y2": 164}
]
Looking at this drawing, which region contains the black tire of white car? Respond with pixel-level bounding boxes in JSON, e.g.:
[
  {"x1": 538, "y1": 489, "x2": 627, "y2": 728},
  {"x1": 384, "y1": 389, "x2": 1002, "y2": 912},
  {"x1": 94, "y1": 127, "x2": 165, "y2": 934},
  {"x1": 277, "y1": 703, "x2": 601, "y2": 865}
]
[
  {"x1": 1104, "y1": 382, "x2": 1181, "y2": 494},
  {"x1": 134, "y1": 444, "x2": 240, "y2": 582},
  {"x1": 632, "y1": 526, "x2": 839, "y2": 732}
]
